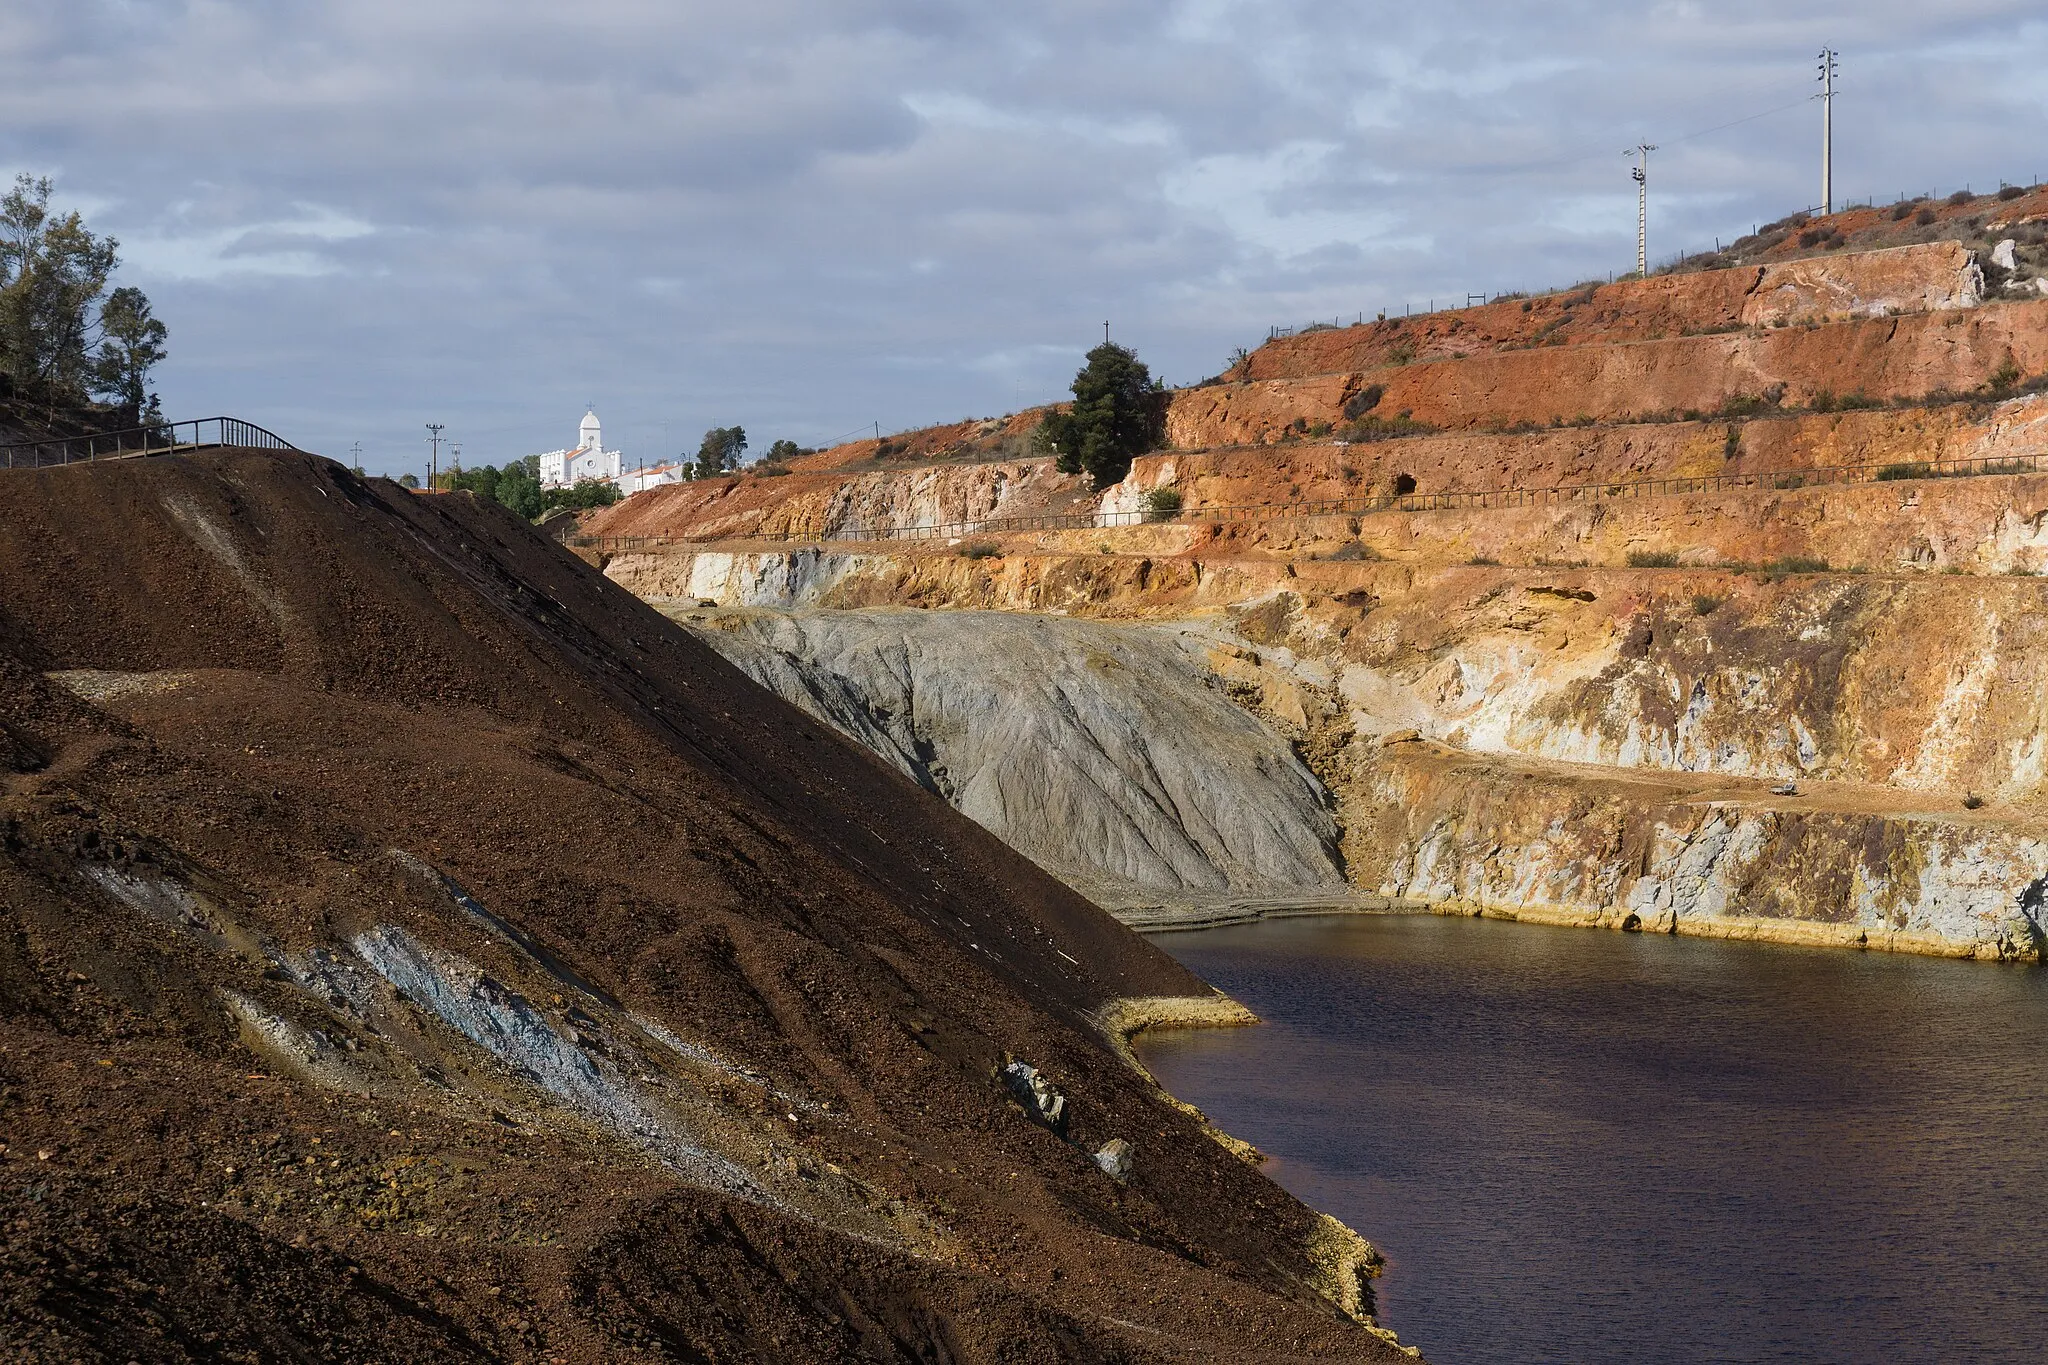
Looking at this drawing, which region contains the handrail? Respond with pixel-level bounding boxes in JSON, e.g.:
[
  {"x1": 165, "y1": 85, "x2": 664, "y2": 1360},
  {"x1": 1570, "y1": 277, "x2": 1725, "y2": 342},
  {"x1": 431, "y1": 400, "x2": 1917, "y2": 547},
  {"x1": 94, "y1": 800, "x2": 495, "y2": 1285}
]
[
  {"x1": 569, "y1": 448, "x2": 2048, "y2": 552},
  {"x1": 0, "y1": 416, "x2": 297, "y2": 471}
]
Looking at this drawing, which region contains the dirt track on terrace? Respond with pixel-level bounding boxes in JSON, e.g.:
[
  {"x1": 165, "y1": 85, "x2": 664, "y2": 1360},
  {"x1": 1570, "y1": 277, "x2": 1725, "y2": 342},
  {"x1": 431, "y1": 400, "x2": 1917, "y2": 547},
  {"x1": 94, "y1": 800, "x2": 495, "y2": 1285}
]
[{"x1": 0, "y1": 452, "x2": 1410, "y2": 1361}]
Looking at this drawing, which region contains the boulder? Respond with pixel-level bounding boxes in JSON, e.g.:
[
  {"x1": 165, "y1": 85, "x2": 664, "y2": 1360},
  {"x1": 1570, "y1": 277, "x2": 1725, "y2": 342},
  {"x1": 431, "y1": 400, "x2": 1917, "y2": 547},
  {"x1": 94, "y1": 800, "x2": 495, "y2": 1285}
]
[
  {"x1": 1093, "y1": 1138, "x2": 1134, "y2": 1180},
  {"x1": 1993, "y1": 239, "x2": 2020, "y2": 271},
  {"x1": 1001, "y1": 1061, "x2": 1068, "y2": 1135}
]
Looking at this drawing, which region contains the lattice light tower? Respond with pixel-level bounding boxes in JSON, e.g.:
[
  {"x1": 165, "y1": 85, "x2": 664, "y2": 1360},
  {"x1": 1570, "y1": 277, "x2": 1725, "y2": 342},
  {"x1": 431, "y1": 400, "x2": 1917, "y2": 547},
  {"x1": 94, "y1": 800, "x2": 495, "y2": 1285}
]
[
  {"x1": 1627, "y1": 143, "x2": 1657, "y2": 277},
  {"x1": 1818, "y1": 49, "x2": 1838, "y2": 216}
]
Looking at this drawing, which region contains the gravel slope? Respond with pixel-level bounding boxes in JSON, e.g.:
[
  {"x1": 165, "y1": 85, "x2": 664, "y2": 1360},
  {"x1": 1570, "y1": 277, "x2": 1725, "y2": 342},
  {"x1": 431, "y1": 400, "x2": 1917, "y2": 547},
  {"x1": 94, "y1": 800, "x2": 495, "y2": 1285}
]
[
  {"x1": 0, "y1": 451, "x2": 1412, "y2": 1362},
  {"x1": 685, "y1": 607, "x2": 1349, "y2": 910}
]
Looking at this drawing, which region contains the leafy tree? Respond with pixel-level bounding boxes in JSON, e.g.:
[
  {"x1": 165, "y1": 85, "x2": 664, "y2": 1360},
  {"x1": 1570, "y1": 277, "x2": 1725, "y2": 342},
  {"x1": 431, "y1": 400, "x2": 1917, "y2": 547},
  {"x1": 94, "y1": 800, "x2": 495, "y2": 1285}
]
[
  {"x1": 398, "y1": 472, "x2": 420, "y2": 489},
  {"x1": 693, "y1": 425, "x2": 747, "y2": 478},
  {"x1": 762, "y1": 438, "x2": 804, "y2": 464},
  {"x1": 1033, "y1": 343, "x2": 1162, "y2": 488},
  {"x1": 418, "y1": 454, "x2": 615, "y2": 517},
  {"x1": 492, "y1": 457, "x2": 545, "y2": 519},
  {"x1": 551, "y1": 478, "x2": 619, "y2": 511},
  {"x1": 91, "y1": 286, "x2": 167, "y2": 418},
  {"x1": 0, "y1": 175, "x2": 161, "y2": 408}
]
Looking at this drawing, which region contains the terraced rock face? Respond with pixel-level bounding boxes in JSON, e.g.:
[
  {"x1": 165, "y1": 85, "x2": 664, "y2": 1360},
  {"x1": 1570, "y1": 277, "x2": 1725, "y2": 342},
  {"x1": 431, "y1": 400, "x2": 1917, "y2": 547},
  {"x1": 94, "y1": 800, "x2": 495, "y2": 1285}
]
[
  {"x1": 1242, "y1": 240, "x2": 1988, "y2": 381},
  {"x1": 1166, "y1": 304, "x2": 2048, "y2": 446},
  {"x1": 582, "y1": 232, "x2": 2048, "y2": 963},
  {"x1": 0, "y1": 451, "x2": 1413, "y2": 1362},
  {"x1": 679, "y1": 607, "x2": 1348, "y2": 911}
]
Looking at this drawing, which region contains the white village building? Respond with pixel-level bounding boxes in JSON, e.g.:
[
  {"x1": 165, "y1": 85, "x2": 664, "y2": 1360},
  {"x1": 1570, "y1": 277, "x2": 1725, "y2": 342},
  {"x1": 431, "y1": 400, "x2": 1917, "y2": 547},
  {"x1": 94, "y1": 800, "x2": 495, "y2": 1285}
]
[
  {"x1": 536, "y1": 409, "x2": 624, "y2": 490},
  {"x1": 618, "y1": 461, "x2": 691, "y2": 496},
  {"x1": 533, "y1": 409, "x2": 696, "y2": 496}
]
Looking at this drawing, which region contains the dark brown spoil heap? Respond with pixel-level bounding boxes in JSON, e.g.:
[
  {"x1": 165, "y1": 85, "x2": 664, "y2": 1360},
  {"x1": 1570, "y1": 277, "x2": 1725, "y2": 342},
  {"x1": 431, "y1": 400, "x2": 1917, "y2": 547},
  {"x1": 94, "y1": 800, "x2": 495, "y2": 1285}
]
[{"x1": 0, "y1": 451, "x2": 1407, "y2": 1362}]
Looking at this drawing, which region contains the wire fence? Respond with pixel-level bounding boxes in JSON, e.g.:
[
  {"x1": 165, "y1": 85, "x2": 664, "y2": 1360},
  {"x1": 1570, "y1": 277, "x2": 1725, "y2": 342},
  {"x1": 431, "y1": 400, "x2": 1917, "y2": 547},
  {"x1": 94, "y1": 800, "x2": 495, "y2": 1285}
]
[
  {"x1": 571, "y1": 448, "x2": 2048, "y2": 553},
  {"x1": 0, "y1": 416, "x2": 296, "y2": 471}
]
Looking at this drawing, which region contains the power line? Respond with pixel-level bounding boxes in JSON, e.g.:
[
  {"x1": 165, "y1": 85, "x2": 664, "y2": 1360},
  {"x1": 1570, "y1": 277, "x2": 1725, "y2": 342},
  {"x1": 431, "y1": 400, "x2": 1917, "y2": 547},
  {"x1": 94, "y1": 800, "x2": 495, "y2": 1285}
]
[
  {"x1": 1488, "y1": 92, "x2": 1816, "y2": 176},
  {"x1": 1661, "y1": 94, "x2": 1817, "y2": 149}
]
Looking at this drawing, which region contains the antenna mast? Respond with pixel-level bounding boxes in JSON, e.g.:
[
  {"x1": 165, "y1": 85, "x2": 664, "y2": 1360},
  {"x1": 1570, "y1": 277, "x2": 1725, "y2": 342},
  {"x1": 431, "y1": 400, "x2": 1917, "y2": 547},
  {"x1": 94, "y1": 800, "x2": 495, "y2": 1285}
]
[
  {"x1": 1626, "y1": 144, "x2": 1657, "y2": 277},
  {"x1": 1818, "y1": 49, "x2": 1838, "y2": 216}
]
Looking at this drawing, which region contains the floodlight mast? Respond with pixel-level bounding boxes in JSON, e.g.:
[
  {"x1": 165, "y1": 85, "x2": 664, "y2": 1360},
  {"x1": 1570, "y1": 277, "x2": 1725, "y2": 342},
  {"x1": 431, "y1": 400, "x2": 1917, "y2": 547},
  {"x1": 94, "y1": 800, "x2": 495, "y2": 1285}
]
[{"x1": 1626, "y1": 144, "x2": 1657, "y2": 276}]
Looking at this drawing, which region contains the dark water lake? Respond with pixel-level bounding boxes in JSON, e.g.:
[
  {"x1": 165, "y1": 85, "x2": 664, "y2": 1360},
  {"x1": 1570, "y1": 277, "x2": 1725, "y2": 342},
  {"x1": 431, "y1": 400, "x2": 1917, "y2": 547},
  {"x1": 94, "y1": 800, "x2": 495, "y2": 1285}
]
[{"x1": 1136, "y1": 914, "x2": 2048, "y2": 1365}]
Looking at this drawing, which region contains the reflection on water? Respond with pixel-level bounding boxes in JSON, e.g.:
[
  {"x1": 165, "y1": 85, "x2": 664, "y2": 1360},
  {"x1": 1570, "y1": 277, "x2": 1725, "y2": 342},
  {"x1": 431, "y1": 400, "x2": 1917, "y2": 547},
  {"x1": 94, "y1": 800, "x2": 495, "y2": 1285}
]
[{"x1": 1137, "y1": 914, "x2": 2048, "y2": 1365}]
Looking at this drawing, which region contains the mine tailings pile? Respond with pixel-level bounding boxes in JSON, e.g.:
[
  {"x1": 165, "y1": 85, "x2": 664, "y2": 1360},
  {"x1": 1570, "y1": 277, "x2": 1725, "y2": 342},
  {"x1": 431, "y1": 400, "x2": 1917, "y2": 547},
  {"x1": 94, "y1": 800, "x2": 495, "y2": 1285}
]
[
  {"x1": 0, "y1": 450, "x2": 1422, "y2": 1361},
  {"x1": 587, "y1": 217, "x2": 2048, "y2": 961}
]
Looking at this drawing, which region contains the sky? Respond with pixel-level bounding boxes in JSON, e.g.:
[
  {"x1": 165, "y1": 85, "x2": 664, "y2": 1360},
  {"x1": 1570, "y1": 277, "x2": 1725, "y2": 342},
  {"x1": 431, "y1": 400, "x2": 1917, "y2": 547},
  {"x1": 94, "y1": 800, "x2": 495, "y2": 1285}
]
[{"x1": 3, "y1": 1, "x2": 2044, "y2": 477}]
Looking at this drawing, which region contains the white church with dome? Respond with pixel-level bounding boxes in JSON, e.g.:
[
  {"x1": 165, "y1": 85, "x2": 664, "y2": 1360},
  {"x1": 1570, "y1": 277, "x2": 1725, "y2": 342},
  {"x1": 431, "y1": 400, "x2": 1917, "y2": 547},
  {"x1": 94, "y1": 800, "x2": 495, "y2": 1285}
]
[{"x1": 536, "y1": 409, "x2": 623, "y2": 489}]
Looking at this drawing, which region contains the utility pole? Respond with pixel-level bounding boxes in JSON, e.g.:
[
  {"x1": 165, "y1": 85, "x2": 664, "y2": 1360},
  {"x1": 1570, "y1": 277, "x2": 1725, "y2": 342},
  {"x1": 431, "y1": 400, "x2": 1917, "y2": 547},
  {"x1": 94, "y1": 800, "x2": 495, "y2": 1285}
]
[
  {"x1": 349, "y1": 441, "x2": 361, "y2": 471},
  {"x1": 450, "y1": 442, "x2": 462, "y2": 476},
  {"x1": 1626, "y1": 144, "x2": 1656, "y2": 277},
  {"x1": 1104, "y1": 321, "x2": 1111, "y2": 345},
  {"x1": 426, "y1": 423, "x2": 444, "y2": 489},
  {"x1": 1818, "y1": 49, "x2": 1838, "y2": 216}
]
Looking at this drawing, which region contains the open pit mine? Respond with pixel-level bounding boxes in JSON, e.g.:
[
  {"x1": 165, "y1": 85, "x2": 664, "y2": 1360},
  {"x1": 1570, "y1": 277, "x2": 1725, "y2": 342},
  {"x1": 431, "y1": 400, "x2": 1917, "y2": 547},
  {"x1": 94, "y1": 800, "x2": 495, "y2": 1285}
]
[{"x1": 580, "y1": 219, "x2": 2048, "y2": 964}]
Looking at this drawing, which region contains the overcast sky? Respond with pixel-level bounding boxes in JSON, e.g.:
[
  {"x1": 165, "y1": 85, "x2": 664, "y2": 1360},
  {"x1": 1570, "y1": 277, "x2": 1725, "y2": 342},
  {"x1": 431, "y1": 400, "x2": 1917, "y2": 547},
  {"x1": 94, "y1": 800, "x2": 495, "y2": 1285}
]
[{"x1": 5, "y1": 1, "x2": 2044, "y2": 476}]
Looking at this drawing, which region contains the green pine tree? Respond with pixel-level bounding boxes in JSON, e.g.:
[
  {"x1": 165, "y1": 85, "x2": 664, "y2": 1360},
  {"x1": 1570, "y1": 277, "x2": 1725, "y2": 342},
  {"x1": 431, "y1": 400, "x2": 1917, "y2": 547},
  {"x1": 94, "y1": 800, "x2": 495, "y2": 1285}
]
[{"x1": 1033, "y1": 343, "x2": 1161, "y2": 488}]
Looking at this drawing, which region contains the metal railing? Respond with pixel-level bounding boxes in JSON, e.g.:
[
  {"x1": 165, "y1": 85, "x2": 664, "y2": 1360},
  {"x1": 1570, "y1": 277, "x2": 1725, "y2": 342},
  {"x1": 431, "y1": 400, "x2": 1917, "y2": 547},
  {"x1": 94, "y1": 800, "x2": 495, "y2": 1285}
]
[
  {"x1": 0, "y1": 416, "x2": 297, "y2": 471},
  {"x1": 570, "y1": 447, "x2": 2048, "y2": 553}
]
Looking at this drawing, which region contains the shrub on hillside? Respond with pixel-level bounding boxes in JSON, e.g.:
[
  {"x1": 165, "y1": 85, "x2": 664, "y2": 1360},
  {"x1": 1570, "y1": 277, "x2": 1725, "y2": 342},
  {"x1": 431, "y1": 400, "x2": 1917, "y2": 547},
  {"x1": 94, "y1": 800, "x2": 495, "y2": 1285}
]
[
  {"x1": 1915, "y1": 207, "x2": 1938, "y2": 226},
  {"x1": 1326, "y1": 541, "x2": 1382, "y2": 562},
  {"x1": 1718, "y1": 391, "x2": 1780, "y2": 419},
  {"x1": 1875, "y1": 461, "x2": 1930, "y2": 481},
  {"x1": 1691, "y1": 594, "x2": 1723, "y2": 616},
  {"x1": 1343, "y1": 384, "x2": 1385, "y2": 420},
  {"x1": 1626, "y1": 550, "x2": 1680, "y2": 568},
  {"x1": 1144, "y1": 487, "x2": 1183, "y2": 521},
  {"x1": 1948, "y1": 190, "x2": 1974, "y2": 206},
  {"x1": 1999, "y1": 185, "x2": 2027, "y2": 201},
  {"x1": 958, "y1": 541, "x2": 1001, "y2": 560},
  {"x1": 1337, "y1": 412, "x2": 1437, "y2": 444}
]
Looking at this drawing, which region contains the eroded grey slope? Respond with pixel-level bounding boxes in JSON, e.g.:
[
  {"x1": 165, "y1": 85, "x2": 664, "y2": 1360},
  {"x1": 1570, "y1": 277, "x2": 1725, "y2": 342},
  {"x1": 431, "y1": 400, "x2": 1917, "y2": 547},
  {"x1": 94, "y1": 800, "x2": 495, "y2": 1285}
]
[{"x1": 682, "y1": 607, "x2": 1347, "y2": 907}]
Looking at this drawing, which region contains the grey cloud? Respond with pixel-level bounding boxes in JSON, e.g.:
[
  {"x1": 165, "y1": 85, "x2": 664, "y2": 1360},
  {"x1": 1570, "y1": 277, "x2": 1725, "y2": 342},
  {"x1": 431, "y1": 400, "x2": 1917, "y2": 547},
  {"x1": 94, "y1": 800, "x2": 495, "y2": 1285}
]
[{"x1": 2, "y1": 1, "x2": 2043, "y2": 471}]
